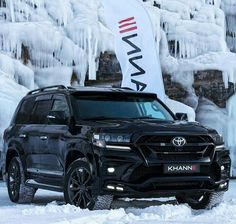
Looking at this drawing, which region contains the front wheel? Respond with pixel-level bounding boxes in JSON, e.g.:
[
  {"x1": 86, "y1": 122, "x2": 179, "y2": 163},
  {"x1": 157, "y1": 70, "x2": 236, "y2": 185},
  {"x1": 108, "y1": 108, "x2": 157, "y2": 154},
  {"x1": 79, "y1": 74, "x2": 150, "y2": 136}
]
[
  {"x1": 176, "y1": 192, "x2": 224, "y2": 210},
  {"x1": 64, "y1": 159, "x2": 113, "y2": 210}
]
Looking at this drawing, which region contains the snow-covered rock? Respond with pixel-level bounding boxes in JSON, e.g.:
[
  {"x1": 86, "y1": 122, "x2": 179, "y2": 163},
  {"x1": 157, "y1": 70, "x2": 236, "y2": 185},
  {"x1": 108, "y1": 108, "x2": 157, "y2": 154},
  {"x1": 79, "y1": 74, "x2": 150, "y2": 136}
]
[
  {"x1": 0, "y1": 53, "x2": 34, "y2": 89},
  {"x1": 0, "y1": 73, "x2": 28, "y2": 148}
]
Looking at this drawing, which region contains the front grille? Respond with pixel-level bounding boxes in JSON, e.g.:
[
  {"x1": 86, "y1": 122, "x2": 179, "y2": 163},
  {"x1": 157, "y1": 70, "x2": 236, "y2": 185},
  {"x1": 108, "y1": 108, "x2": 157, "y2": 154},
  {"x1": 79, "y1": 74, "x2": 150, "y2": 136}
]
[
  {"x1": 142, "y1": 135, "x2": 212, "y2": 144},
  {"x1": 135, "y1": 134, "x2": 214, "y2": 161}
]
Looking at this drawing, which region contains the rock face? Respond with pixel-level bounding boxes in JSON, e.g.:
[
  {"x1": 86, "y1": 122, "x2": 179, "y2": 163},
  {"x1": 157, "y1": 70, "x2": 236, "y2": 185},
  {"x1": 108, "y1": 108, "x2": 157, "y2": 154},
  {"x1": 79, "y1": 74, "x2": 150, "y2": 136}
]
[
  {"x1": 85, "y1": 52, "x2": 121, "y2": 87},
  {"x1": 88, "y1": 52, "x2": 235, "y2": 109},
  {"x1": 193, "y1": 70, "x2": 235, "y2": 108},
  {"x1": 163, "y1": 74, "x2": 188, "y2": 103}
]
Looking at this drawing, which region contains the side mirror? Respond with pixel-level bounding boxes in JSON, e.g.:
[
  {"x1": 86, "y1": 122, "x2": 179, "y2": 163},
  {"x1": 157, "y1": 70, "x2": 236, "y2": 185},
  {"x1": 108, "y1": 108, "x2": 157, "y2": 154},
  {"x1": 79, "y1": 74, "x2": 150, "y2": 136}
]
[
  {"x1": 175, "y1": 113, "x2": 188, "y2": 121},
  {"x1": 47, "y1": 111, "x2": 67, "y2": 125}
]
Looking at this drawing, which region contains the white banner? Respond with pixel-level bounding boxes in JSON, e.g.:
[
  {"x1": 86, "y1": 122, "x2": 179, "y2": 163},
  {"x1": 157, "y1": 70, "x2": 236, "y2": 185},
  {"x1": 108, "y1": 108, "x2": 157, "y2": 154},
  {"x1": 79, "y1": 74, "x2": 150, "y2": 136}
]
[
  {"x1": 101, "y1": 0, "x2": 165, "y2": 101},
  {"x1": 101, "y1": 0, "x2": 195, "y2": 121}
]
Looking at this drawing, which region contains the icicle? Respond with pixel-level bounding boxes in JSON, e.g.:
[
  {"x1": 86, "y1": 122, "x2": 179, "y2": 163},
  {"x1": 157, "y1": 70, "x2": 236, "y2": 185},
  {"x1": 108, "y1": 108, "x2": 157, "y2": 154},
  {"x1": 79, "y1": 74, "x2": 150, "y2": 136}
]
[
  {"x1": 222, "y1": 71, "x2": 229, "y2": 89},
  {"x1": 181, "y1": 39, "x2": 184, "y2": 58},
  {"x1": 174, "y1": 40, "x2": 177, "y2": 58},
  {"x1": 8, "y1": 0, "x2": 15, "y2": 22}
]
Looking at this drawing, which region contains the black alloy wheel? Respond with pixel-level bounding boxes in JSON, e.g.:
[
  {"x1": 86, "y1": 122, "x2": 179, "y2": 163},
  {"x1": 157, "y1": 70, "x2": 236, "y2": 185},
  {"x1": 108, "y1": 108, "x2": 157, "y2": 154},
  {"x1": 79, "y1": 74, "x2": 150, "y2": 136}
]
[
  {"x1": 65, "y1": 161, "x2": 95, "y2": 209},
  {"x1": 7, "y1": 158, "x2": 21, "y2": 202}
]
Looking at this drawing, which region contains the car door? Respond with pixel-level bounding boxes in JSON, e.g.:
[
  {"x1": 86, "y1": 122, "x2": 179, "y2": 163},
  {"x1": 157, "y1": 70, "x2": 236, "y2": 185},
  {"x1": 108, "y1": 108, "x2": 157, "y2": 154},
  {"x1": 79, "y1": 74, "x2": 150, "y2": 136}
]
[
  {"x1": 13, "y1": 96, "x2": 39, "y2": 173},
  {"x1": 25, "y1": 95, "x2": 53, "y2": 175},
  {"x1": 39, "y1": 94, "x2": 71, "y2": 177}
]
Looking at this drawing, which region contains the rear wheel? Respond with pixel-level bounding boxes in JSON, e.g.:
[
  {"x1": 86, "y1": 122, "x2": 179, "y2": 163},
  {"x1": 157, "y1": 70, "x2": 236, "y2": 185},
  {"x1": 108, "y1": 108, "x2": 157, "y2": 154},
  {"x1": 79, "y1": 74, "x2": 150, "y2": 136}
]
[
  {"x1": 0, "y1": 167, "x2": 3, "y2": 180},
  {"x1": 176, "y1": 192, "x2": 224, "y2": 209},
  {"x1": 7, "y1": 157, "x2": 36, "y2": 203},
  {"x1": 64, "y1": 159, "x2": 113, "y2": 210}
]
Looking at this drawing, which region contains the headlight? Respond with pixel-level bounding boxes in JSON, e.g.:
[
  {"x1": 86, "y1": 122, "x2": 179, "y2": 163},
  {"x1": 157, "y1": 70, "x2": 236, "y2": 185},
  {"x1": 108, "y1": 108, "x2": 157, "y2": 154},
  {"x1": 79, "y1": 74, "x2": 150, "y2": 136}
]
[
  {"x1": 92, "y1": 133, "x2": 131, "y2": 148},
  {"x1": 210, "y1": 134, "x2": 224, "y2": 145},
  {"x1": 210, "y1": 134, "x2": 225, "y2": 151},
  {"x1": 92, "y1": 134, "x2": 106, "y2": 148}
]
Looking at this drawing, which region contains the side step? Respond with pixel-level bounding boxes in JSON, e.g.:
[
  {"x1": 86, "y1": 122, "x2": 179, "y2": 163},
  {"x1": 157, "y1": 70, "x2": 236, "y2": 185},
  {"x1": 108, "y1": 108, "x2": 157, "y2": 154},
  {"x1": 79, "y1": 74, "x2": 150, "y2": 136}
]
[{"x1": 26, "y1": 179, "x2": 63, "y2": 192}]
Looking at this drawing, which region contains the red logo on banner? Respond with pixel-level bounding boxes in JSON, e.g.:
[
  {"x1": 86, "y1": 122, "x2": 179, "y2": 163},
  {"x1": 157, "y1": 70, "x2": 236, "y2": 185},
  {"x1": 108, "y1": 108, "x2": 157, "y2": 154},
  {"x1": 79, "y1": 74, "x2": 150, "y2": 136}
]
[{"x1": 119, "y1": 17, "x2": 137, "y2": 34}]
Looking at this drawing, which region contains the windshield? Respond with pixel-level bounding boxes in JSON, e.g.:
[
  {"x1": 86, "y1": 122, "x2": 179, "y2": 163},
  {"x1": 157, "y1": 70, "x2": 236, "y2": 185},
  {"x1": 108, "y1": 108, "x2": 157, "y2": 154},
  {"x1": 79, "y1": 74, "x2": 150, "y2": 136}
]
[{"x1": 72, "y1": 94, "x2": 174, "y2": 121}]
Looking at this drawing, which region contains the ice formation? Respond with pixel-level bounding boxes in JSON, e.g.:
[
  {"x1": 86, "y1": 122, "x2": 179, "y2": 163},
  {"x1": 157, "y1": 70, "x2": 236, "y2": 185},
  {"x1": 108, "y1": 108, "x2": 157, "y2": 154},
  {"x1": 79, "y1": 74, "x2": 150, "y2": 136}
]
[
  {"x1": 0, "y1": 73, "x2": 28, "y2": 147},
  {"x1": 156, "y1": 0, "x2": 236, "y2": 85},
  {"x1": 0, "y1": 0, "x2": 113, "y2": 83},
  {"x1": 227, "y1": 94, "x2": 236, "y2": 173},
  {"x1": 0, "y1": 0, "x2": 236, "y2": 174},
  {"x1": 0, "y1": 53, "x2": 34, "y2": 89},
  {"x1": 197, "y1": 97, "x2": 236, "y2": 175},
  {"x1": 222, "y1": 0, "x2": 236, "y2": 52}
]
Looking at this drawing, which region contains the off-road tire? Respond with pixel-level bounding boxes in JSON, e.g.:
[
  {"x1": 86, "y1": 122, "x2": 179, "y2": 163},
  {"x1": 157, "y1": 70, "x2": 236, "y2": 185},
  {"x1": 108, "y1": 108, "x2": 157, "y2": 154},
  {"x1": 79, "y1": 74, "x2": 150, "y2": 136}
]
[
  {"x1": 7, "y1": 157, "x2": 36, "y2": 203},
  {"x1": 0, "y1": 167, "x2": 3, "y2": 180},
  {"x1": 64, "y1": 159, "x2": 113, "y2": 210},
  {"x1": 176, "y1": 191, "x2": 224, "y2": 209}
]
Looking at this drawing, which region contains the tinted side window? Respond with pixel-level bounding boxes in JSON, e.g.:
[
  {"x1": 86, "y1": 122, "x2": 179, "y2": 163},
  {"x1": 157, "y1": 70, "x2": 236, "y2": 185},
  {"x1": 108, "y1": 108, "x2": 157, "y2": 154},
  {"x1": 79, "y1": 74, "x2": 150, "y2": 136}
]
[
  {"x1": 31, "y1": 100, "x2": 52, "y2": 124},
  {"x1": 15, "y1": 97, "x2": 35, "y2": 124},
  {"x1": 51, "y1": 99, "x2": 70, "y2": 118}
]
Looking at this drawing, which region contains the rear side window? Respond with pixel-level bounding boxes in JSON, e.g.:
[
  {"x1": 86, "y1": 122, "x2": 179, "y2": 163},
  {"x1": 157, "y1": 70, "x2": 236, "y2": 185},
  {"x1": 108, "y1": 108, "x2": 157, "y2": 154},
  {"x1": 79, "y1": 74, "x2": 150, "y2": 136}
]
[
  {"x1": 52, "y1": 99, "x2": 70, "y2": 118},
  {"x1": 15, "y1": 97, "x2": 35, "y2": 124},
  {"x1": 31, "y1": 100, "x2": 52, "y2": 124}
]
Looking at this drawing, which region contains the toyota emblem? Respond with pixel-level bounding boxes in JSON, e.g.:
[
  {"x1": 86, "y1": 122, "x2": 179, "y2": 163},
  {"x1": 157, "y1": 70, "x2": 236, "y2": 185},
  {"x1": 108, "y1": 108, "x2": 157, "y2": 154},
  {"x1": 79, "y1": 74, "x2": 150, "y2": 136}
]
[{"x1": 172, "y1": 137, "x2": 187, "y2": 147}]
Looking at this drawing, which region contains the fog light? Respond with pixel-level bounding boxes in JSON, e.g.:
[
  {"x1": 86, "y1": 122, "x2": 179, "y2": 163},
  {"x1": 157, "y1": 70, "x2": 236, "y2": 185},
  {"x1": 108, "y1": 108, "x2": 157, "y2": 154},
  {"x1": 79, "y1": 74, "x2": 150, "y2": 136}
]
[
  {"x1": 221, "y1": 165, "x2": 225, "y2": 171},
  {"x1": 219, "y1": 182, "x2": 228, "y2": 189},
  {"x1": 116, "y1": 186, "x2": 124, "y2": 191},
  {"x1": 107, "y1": 185, "x2": 115, "y2": 190},
  {"x1": 107, "y1": 167, "x2": 115, "y2": 173}
]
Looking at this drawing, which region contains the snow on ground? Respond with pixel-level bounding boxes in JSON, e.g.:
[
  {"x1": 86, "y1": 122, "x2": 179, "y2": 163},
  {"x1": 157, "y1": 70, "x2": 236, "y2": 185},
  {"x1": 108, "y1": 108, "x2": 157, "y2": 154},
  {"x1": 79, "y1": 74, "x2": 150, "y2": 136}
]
[{"x1": 0, "y1": 180, "x2": 236, "y2": 224}]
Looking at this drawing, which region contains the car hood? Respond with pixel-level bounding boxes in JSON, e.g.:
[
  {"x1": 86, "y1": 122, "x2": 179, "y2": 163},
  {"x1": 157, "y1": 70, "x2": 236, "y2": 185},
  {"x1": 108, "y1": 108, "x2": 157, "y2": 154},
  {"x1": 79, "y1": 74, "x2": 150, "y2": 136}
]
[{"x1": 82, "y1": 119, "x2": 213, "y2": 136}]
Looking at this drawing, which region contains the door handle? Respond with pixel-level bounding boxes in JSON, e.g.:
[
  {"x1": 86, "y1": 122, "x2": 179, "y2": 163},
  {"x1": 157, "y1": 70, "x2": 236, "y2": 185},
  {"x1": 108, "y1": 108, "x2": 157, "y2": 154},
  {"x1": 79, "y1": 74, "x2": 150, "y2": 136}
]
[
  {"x1": 19, "y1": 134, "x2": 27, "y2": 138},
  {"x1": 40, "y1": 136, "x2": 48, "y2": 140}
]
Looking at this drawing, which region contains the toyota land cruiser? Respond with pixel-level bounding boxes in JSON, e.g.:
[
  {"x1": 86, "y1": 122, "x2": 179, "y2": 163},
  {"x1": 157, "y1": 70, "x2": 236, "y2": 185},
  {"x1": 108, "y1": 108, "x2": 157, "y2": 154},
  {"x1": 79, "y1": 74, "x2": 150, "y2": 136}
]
[{"x1": 3, "y1": 85, "x2": 231, "y2": 210}]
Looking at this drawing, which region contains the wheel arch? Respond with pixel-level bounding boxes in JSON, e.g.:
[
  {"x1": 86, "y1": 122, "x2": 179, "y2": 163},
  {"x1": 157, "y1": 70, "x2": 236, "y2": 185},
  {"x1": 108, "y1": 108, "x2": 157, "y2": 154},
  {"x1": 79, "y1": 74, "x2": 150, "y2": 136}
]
[
  {"x1": 5, "y1": 148, "x2": 21, "y2": 173},
  {"x1": 65, "y1": 150, "x2": 95, "y2": 173}
]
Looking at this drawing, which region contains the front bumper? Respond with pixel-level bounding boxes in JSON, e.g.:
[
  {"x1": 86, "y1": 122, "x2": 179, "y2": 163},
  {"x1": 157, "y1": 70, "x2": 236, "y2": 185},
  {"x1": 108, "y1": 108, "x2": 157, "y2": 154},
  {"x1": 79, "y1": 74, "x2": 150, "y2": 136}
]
[{"x1": 95, "y1": 147, "x2": 231, "y2": 198}]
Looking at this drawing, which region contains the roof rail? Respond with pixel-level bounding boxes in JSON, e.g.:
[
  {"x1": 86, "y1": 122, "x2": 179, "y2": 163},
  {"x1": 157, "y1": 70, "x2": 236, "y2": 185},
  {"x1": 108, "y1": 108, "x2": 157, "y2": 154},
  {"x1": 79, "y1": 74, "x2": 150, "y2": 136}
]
[
  {"x1": 120, "y1": 87, "x2": 134, "y2": 91},
  {"x1": 27, "y1": 85, "x2": 67, "y2": 95},
  {"x1": 111, "y1": 85, "x2": 134, "y2": 91},
  {"x1": 67, "y1": 86, "x2": 76, "y2": 90}
]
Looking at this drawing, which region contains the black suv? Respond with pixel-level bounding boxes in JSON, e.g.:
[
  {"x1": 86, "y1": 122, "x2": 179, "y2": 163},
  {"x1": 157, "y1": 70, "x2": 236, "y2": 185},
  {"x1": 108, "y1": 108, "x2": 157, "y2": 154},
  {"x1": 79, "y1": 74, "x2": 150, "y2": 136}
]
[{"x1": 3, "y1": 85, "x2": 231, "y2": 210}]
